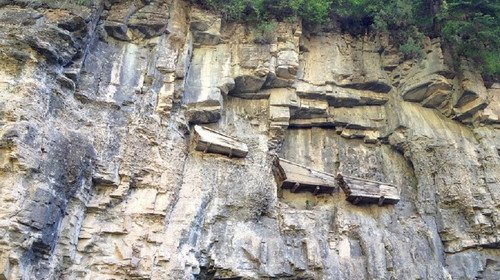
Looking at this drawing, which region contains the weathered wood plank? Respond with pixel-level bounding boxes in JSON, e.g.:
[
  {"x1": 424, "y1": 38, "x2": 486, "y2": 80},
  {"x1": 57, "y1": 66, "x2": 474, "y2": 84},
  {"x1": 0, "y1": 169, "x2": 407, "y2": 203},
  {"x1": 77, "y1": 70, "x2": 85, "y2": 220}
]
[
  {"x1": 274, "y1": 158, "x2": 337, "y2": 195},
  {"x1": 193, "y1": 125, "x2": 248, "y2": 158},
  {"x1": 336, "y1": 173, "x2": 400, "y2": 206}
]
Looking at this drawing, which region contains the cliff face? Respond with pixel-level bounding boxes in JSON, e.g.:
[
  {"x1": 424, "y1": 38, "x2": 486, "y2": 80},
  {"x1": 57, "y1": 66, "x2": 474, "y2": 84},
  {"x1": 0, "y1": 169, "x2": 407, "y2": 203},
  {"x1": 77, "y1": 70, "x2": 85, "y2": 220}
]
[{"x1": 1, "y1": 1, "x2": 500, "y2": 279}]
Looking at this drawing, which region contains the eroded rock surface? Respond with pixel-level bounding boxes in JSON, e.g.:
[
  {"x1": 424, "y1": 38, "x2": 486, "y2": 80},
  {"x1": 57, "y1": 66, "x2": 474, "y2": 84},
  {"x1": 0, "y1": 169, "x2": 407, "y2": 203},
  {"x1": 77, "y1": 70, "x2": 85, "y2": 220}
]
[{"x1": 1, "y1": 1, "x2": 500, "y2": 279}]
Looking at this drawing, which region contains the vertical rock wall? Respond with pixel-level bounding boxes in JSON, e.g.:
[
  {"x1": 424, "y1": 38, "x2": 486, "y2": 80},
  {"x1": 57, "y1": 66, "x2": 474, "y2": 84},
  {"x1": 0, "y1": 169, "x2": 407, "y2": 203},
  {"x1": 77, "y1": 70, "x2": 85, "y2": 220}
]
[{"x1": 1, "y1": 1, "x2": 500, "y2": 279}]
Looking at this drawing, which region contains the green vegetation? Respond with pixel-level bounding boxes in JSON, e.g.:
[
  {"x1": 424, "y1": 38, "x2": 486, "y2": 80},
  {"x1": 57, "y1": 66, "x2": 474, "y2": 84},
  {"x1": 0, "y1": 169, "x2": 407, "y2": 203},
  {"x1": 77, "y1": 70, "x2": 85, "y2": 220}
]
[
  {"x1": 136, "y1": 13, "x2": 147, "y2": 20},
  {"x1": 440, "y1": 0, "x2": 500, "y2": 79},
  {"x1": 192, "y1": 0, "x2": 500, "y2": 79},
  {"x1": 400, "y1": 37, "x2": 425, "y2": 60},
  {"x1": 252, "y1": 20, "x2": 278, "y2": 44},
  {"x1": 191, "y1": 0, "x2": 333, "y2": 23}
]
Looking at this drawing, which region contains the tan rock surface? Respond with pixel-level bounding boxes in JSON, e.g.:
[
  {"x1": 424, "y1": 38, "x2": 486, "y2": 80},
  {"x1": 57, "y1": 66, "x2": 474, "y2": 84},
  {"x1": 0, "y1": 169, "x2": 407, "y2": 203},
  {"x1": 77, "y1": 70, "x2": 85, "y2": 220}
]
[{"x1": 1, "y1": 1, "x2": 500, "y2": 279}]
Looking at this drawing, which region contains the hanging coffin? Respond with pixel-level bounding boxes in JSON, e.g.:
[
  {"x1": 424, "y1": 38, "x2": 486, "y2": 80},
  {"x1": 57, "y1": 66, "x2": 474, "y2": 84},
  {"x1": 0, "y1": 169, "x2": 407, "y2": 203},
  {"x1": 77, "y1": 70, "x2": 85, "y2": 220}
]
[
  {"x1": 274, "y1": 157, "x2": 337, "y2": 195},
  {"x1": 336, "y1": 174, "x2": 400, "y2": 206},
  {"x1": 193, "y1": 125, "x2": 249, "y2": 158}
]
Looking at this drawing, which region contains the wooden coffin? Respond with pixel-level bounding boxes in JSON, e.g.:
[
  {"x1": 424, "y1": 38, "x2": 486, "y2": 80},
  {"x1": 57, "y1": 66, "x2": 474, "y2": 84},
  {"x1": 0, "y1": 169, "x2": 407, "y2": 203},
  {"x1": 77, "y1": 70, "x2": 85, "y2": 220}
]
[
  {"x1": 193, "y1": 125, "x2": 248, "y2": 158},
  {"x1": 336, "y1": 174, "x2": 400, "y2": 206},
  {"x1": 274, "y1": 158, "x2": 337, "y2": 195}
]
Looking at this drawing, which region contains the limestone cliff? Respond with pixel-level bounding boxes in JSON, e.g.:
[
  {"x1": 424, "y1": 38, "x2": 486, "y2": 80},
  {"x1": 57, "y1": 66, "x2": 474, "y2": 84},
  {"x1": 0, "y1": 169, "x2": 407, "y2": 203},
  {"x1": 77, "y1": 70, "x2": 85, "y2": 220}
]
[{"x1": 1, "y1": 1, "x2": 500, "y2": 279}]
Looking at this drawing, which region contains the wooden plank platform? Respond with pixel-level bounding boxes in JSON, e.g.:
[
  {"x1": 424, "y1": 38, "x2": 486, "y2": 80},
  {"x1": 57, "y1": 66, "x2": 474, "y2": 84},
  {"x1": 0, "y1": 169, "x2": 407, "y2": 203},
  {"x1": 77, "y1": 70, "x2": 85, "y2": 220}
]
[
  {"x1": 336, "y1": 174, "x2": 400, "y2": 206},
  {"x1": 193, "y1": 125, "x2": 248, "y2": 158},
  {"x1": 274, "y1": 158, "x2": 337, "y2": 195}
]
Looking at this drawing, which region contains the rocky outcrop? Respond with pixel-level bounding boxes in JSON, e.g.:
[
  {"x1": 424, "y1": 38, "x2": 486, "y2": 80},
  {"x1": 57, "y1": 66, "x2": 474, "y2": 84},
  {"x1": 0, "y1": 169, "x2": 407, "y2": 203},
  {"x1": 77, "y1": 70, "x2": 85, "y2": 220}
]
[{"x1": 1, "y1": 1, "x2": 500, "y2": 279}]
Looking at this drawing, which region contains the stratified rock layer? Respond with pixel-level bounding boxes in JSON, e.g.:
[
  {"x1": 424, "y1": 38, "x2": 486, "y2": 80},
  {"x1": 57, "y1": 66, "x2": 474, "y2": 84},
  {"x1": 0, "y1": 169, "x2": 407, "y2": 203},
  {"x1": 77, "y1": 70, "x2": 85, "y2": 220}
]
[{"x1": 1, "y1": 1, "x2": 500, "y2": 279}]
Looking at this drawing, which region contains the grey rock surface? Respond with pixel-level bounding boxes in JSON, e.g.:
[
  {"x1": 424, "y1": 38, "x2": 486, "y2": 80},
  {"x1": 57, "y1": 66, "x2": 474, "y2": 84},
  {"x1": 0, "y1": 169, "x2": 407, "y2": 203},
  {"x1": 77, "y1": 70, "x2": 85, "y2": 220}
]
[{"x1": 0, "y1": 1, "x2": 500, "y2": 279}]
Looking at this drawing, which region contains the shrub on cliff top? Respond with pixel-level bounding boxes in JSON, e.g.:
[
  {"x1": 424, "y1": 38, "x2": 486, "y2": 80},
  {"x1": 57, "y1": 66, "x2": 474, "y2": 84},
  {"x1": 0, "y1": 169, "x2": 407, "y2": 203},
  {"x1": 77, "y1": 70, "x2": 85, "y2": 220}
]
[
  {"x1": 440, "y1": 0, "x2": 500, "y2": 79},
  {"x1": 190, "y1": 0, "x2": 332, "y2": 23}
]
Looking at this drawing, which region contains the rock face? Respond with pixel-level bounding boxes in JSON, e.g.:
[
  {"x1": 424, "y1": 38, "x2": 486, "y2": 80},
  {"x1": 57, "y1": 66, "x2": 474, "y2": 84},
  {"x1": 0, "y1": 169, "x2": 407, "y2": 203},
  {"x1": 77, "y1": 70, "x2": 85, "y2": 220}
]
[{"x1": 1, "y1": 1, "x2": 500, "y2": 279}]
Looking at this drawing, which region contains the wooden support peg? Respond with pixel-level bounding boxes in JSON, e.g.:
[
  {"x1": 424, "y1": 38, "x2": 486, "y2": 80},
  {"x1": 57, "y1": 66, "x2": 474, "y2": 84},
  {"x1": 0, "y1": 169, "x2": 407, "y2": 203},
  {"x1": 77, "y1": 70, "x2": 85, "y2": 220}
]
[
  {"x1": 353, "y1": 197, "x2": 362, "y2": 205},
  {"x1": 313, "y1": 186, "x2": 320, "y2": 196},
  {"x1": 378, "y1": 196, "x2": 385, "y2": 206},
  {"x1": 203, "y1": 143, "x2": 212, "y2": 153},
  {"x1": 292, "y1": 182, "x2": 300, "y2": 193}
]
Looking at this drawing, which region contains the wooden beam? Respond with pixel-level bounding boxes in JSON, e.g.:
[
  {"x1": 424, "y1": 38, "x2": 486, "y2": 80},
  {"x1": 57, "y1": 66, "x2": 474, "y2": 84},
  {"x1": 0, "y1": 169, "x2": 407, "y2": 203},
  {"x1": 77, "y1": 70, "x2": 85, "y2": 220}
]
[
  {"x1": 352, "y1": 197, "x2": 362, "y2": 205},
  {"x1": 203, "y1": 142, "x2": 211, "y2": 153},
  {"x1": 292, "y1": 182, "x2": 300, "y2": 193},
  {"x1": 378, "y1": 196, "x2": 385, "y2": 206},
  {"x1": 313, "y1": 186, "x2": 320, "y2": 196}
]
